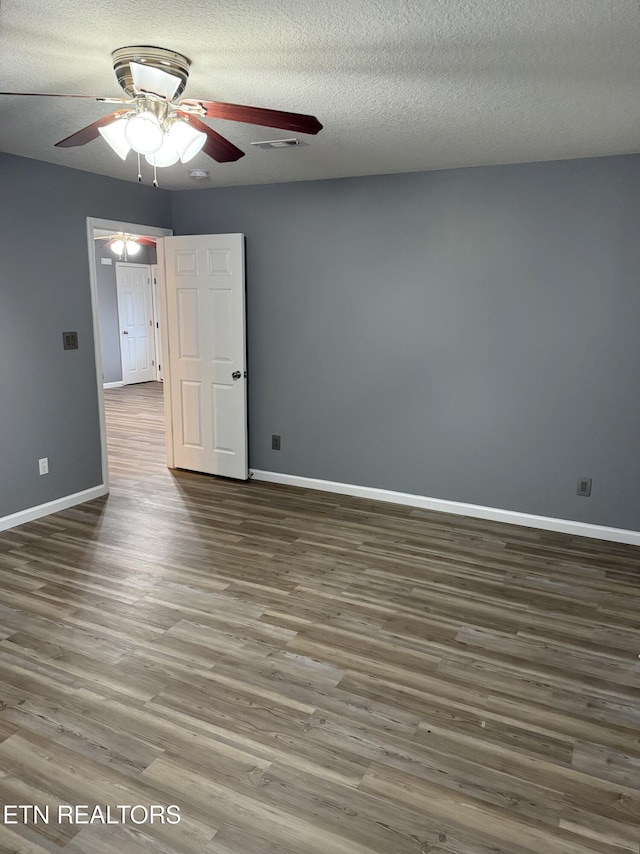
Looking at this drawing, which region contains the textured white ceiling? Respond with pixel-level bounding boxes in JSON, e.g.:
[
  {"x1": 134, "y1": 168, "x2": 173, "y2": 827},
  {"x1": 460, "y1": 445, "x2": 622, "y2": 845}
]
[{"x1": 1, "y1": 0, "x2": 639, "y2": 190}]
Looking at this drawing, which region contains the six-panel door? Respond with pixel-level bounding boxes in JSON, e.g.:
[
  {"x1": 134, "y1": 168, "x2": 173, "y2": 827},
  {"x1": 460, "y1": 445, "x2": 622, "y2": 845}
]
[
  {"x1": 161, "y1": 234, "x2": 248, "y2": 480},
  {"x1": 115, "y1": 263, "x2": 156, "y2": 385}
]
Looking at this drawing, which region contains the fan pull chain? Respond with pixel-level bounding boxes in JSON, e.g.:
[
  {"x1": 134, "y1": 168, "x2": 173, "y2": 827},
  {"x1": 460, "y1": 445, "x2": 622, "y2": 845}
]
[
  {"x1": 137, "y1": 153, "x2": 142, "y2": 183},
  {"x1": 153, "y1": 161, "x2": 159, "y2": 189}
]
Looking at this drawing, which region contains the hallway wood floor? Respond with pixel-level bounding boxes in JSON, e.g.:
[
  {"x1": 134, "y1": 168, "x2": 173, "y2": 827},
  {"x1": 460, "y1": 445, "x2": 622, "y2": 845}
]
[{"x1": 0, "y1": 382, "x2": 638, "y2": 853}]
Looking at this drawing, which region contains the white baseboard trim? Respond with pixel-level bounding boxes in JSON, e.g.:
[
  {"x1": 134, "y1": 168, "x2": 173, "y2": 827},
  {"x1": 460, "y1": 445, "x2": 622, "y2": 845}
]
[
  {"x1": 103, "y1": 381, "x2": 124, "y2": 389},
  {"x1": 250, "y1": 470, "x2": 640, "y2": 546},
  {"x1": 0, "y1": 485, "x2": 109, "y2": 533}
]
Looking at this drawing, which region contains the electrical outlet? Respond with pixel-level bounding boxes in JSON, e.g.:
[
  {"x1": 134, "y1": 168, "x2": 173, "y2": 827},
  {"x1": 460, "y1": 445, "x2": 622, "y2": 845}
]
[
  {"x1": 271, "y1": 434, "x2": 281, "y2": 451},
  {"x1": 38, "y1": 457, "x2": 49, "y2": 476},
  {"x1": 62, "y1": 331, "x2": 78, "y2": 350},
  {"x1": 577, "y1": 477, "x2": 592, "y2": 497}
]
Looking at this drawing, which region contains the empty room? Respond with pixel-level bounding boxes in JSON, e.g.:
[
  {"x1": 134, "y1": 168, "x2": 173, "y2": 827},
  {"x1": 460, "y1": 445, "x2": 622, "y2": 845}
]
[{"x1": 0, "y1": 2, "x2": 639, "y2": 853}]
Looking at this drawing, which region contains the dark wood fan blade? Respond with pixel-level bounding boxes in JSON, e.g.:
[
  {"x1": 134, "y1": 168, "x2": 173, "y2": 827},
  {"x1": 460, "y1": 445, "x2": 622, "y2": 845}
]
[
  {"x1": 0, "y1": 92, "x2": 127, "y2": 103},
  {"x1": 181, "y1": 100, "x2": 323, "y2": 135},
  {"x1": 175, "y1": 113, "x2": 245, "y2": 163},
  {"x1": 55, "y1": 110, "x2": 130, "y2": 148}
]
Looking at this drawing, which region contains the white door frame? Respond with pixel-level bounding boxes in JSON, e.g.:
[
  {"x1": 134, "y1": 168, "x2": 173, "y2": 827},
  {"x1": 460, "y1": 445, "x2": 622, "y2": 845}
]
[
  {"x1": 150, "y1": 264, "x2": 163, "y2": 382},
  {"x1": 86, "y1": 216, "x2": 173, "y2": 492},
  {"x1": 115, "y1": 261, "x2": 156, "y2": 385}
]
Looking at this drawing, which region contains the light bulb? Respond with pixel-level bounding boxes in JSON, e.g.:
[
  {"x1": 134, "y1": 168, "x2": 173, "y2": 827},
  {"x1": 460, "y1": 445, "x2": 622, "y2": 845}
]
[
  {"x1": 145, "y1": 134, "x2": 180, "y2": 168},
  {"x1": 125, "y1": 240, "x2": 141, "y2": 256},
  {"x1": 111, "y1": 239, "x2": 125, "y2": 256},
  {"x1": 124, "y1": 112, "x2": 163, "y2": 155},
  {"x1": 168, "y1": 120, "x2": 207, "y2": 163},
  {"x1": 98, "y1": 118, "x2": 131, "y2": 160}
]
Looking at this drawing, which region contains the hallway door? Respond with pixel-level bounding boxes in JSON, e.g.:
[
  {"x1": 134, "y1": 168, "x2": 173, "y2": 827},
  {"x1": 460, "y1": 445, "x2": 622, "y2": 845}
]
[{"x1": 115, "y1": 263, "x2": 155, "y2": 385}]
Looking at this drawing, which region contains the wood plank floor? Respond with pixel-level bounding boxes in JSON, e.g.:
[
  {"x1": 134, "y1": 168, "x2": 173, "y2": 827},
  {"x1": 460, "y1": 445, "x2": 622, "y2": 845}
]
[{"x1": 0, "y1": 381, "x2": 638, "y2": 853}]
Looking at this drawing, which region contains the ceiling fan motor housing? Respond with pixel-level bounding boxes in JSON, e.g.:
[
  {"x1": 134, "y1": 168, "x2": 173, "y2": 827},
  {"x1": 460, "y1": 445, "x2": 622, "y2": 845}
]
[{"x1": 112, "y1": 46, "x2": 191, "y2": 100}]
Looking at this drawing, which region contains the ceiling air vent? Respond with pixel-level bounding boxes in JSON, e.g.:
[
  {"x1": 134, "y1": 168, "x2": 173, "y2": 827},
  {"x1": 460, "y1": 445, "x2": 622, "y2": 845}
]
[{"x1": 250, "y1": 138, "x2": 304, "y2": 150}]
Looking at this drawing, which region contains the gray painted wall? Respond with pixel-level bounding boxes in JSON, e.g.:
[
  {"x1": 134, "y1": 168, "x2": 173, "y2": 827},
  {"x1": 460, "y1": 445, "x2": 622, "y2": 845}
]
[
  {"x1": 95, "y1": 243, "x2": 157, "y2": 384},
  {"x1": 2, "y1": 150, "x2": 637, "y2": 532},
  {"x1": 171, "y1": 155, "x2": 640, "y2": 531},
  {"x1": 0, "y1": 152, "x2": 171, "y2": 518}
]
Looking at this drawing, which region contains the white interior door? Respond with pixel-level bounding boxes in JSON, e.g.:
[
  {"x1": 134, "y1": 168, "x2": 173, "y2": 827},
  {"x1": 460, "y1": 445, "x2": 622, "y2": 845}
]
[
  {"x1": 151, "y1": 264, "x2": 163, "y2": 382},
  {"x1": 159, "y1": 234, "x2": 248, "y2": 480},
  {"x1": 116, "y1": 263, "x2": 155, "y2": 384}
]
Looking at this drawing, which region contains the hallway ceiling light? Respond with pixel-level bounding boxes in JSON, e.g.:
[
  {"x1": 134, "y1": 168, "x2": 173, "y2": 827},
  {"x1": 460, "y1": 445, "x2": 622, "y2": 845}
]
[
  {"x1": 112, "y1": 238, "x2": 141, "y2": 257},
  {"x1": 94, "y1": 232, "x2": 155, "y2": 260}
]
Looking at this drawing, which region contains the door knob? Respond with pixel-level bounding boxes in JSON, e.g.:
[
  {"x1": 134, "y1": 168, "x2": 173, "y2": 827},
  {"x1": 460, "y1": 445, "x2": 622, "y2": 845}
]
[
  {"x1": 232, "y1": 370, "x2": 241, "y2": 380},
  {"x1": 122, "y1": 330, "x2": 129, "y2": 335}
]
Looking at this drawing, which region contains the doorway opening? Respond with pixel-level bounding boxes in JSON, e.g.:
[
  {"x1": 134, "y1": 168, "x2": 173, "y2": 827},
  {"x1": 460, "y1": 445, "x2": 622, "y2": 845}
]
[
  {"x1": 95, "y1": 234, "x2": 161, "y2": 386},
  {"x1": 86, "y1": 217, "x2": 173, "y2": 490}
]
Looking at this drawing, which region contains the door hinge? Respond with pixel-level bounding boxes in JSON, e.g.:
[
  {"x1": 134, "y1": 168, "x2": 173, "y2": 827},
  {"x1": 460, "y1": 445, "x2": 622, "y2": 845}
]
[{"x1": 156, "y1": 322, "x2": 159, "y2": 328}]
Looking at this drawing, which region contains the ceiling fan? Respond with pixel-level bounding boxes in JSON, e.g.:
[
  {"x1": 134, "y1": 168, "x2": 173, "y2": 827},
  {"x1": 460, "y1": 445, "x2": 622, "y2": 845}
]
[
  {"x1": 94, "y1": 232, "x2": 156, "y2": 260},
  {"x1": 0, "y1": 46, "x2": 323, "y2": 186}
]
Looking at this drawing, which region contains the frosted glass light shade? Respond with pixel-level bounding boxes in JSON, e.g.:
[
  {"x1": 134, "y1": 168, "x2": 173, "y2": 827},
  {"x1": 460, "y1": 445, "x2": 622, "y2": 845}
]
[
  {"x1": 98, "y1": 118, "x2": 131, "y2": 160},
  {"x1": 126, "y1": 240, "x2": 141, "y2": 256},
  {"x1": 124, "y1": 112, "x2": 163, "y2": 155},
  {"x1": 111, "y1": 239, "x2": 125, "y2": 256},
  {"x1": 145, "y1": 134, "x2": 180, "y2": 168},
  {"x1": 168, "y1": 120, "x2": 207, "y2": 163},
  {"x1": 130, "y1": 62, "x2": 181, "y2": 101}
]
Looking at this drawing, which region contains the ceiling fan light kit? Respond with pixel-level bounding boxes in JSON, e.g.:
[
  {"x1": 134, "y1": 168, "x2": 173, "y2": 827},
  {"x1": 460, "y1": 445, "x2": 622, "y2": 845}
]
[
  {"x1": 1, "y1": 45, "x2": 323, "y2": 187},
  {"x1": 97, "y1": 89, "x2": 213, "y2": 183},
  {"x1": 94, "y1": 232, "x2": 152, "y2": 260},
  {"x1": 110, "y1": 238, "x2": 142, "y2": 257}
]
